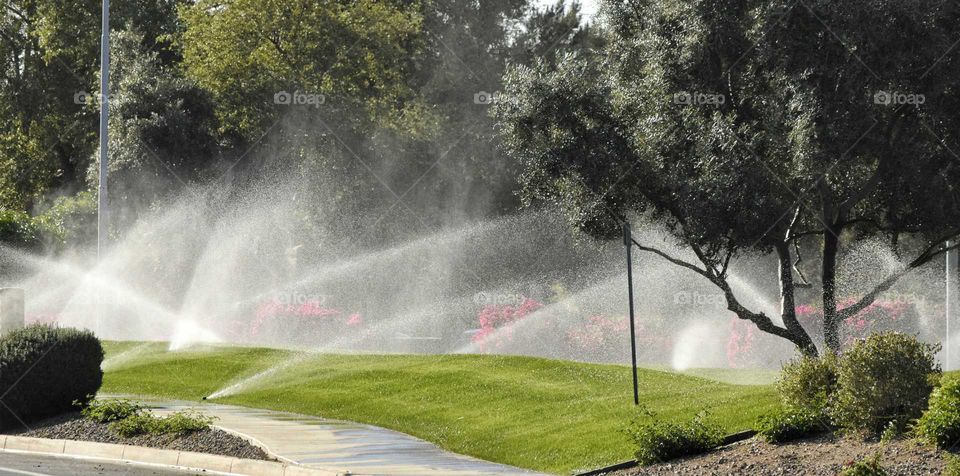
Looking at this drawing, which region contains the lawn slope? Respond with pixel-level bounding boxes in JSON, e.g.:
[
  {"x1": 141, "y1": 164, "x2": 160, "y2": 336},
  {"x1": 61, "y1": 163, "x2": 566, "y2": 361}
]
[{"x1": 101, "y1": 342, "x2": 779, "y2": 474}]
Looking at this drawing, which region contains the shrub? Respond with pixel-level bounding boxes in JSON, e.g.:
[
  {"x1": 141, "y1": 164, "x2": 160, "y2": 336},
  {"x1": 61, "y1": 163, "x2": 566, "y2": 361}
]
[
  {"x1": 777, "y1": 353, "x2": 838, "y2": 414},
  {"x1": 80, "y1": 399, "x2": 143, "y2": 424},
  {"x1": 110, "y1": 411, "x2": 214, "y2": 437},
  {"x1": 839, "y1": 453, "x2": 887, "y2": 476},
  {"x1": 757, "y1": 408, "x2": 829, "y2": 443},
  {"x1": 831, "y1": 332, "x2": 940, "y2": 435},
  {"x1": 914, "y1": 378, "x2": 960, "y2": 449},
  {"x1": 0, "y1": 209, "x2": 40, "y2": 250},
  {"x1": 0, "y1": 325, "x2": 103, "y2": 430},
  {"x1": 944, "y1": 454, "x2": 960, "y2": 476},
  {"x1": 626, "y1": 411, "x2": 723, "y2": 465}
]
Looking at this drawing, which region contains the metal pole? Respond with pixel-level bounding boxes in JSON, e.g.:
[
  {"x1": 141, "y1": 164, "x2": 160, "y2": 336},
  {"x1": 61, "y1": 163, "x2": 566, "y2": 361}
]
[
  {"x1": 97, "y1": 0, "x2": 110, "y2": 334},
  {"x1": 947, "y1": 242, "x2": 957, "y2": 370},
  {"x1": 623, "y1": 223, "x2": 639, "y2": 405}
]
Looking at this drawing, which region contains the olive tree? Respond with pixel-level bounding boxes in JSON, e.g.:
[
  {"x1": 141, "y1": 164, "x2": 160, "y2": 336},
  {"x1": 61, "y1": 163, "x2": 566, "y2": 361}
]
[{"x1": 496, "y1": 0, "x2": 960, "y2": 354}]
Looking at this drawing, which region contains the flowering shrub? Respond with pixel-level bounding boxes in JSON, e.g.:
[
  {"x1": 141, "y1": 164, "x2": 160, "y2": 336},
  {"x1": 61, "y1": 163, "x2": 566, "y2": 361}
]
[
  {"x1": 249, "y1": 299, "x2": 364, "y2": 346},
  {"x1": 472, "y1": 298, "x2": 543, "y2": 352},
  {"x1": 795, "y1": 298, "x2": 919, "y2": 349},
  {"x1": 727, "y1": 318, "x2": 758, "y2": 368},
  {"x1": 566, "y1": 315, "x2": 628, "y2": 351},
  {"x1": 565, "y1": 315, "x2": 672, "y2": 363}
]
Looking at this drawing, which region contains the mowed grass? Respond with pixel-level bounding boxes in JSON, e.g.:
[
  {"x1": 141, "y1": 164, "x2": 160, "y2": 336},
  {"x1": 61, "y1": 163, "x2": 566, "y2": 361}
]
[{"x1": 100, "y1": 342, "x2": 780, "y2": 474}]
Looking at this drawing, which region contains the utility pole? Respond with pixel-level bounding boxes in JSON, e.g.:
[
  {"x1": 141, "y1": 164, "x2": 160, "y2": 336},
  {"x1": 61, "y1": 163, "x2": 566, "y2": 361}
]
[
  {"x1": 623, "y1": 223, "x2": 639, "y2": 405},
  {"x1": 97, "y1": 0, "x2": 110, "y2": 334},
  {"x1": 947, "y1": 242, "x2": 957, "y2": 370}
]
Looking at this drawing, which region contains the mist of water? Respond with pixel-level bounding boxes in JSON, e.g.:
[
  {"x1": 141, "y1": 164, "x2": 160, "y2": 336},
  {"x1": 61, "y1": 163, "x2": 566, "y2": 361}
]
[{"x1": 1, "y1": 170, "x2": 953, "y2": 399}]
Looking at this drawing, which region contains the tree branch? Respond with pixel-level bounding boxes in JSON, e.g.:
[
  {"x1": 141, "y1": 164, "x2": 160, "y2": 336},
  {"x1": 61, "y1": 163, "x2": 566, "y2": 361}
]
[{"x1": 838, "y1": 231, "x2": 960, "y2": 319}]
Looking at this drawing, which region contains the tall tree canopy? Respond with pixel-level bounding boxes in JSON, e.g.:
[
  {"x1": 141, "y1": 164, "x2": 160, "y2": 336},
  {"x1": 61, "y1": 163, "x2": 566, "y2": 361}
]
[{"x1": 497, "y1": 0, "x2": 960, "y2": 354}]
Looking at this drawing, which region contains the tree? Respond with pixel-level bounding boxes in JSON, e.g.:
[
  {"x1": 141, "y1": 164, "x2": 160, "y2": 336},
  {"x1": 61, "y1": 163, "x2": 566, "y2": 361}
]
[
  {"x1": 86, "y1": 28, "x2": 219, "y2": 226},
  {"x1": 178, "y1": 0, "x2": 427, "y2": 141},
  {"x1": 496, "y1": 0, "x2": 960, "y2": 354}
]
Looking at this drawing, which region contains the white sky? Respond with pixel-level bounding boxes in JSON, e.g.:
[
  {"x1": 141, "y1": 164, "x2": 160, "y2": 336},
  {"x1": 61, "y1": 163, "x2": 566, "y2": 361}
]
[{"x1": 535, "y1": 0, "x2": 600, "y2": 20}]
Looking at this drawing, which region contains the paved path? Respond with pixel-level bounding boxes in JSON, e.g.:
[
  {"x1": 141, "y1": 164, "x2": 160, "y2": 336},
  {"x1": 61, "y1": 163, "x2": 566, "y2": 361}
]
[
  {"x1": 0, "y1": 452, "x2": 202, "y2": 476},
  {"x1": 124, "y1": 397, "x2": 542, "y2": 476}
]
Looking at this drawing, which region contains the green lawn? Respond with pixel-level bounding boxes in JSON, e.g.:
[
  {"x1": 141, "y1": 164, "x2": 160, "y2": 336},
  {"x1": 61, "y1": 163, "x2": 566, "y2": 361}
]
[{"x1": 100, "y1": 342, "x2": 780, "y2": 474}]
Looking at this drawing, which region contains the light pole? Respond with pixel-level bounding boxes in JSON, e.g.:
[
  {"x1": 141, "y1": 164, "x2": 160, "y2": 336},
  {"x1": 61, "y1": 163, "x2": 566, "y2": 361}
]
[
  {"x1": 97, "y1": 0, "x2": 110, "y2": 334},
  {"x1": 947, "y1": 242, "x2": 957, "y2": 370},
  {"x1": 623, "y1": 223, "x2": 639, "y2": 405}
]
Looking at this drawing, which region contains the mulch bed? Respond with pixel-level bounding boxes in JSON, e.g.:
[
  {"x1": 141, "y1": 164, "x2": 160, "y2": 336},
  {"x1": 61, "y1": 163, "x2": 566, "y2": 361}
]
[
  {"x1": 614, "y1": 434, "x2": 949, "y2": 476},
  {"x1": 5, "y1": 412, "x2": 273, "y2": 462}
]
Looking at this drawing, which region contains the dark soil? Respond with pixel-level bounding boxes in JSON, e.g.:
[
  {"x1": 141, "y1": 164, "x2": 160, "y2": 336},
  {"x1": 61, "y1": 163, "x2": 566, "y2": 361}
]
[
  {"x1": 6, "y1": 412, "x2": 273, "y2": 461},
  {"x1": 614, "y1": 434, "x2": 949, "y2": 476}
]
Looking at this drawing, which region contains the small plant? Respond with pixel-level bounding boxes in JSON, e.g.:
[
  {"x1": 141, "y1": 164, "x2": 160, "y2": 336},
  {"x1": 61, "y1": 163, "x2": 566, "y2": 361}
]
[
  {"x1": 110, "y1": 413, "x2": 160, "y2": 437},
  {"x1": 839, "y1": 452, "x2": 887, "y2": 476},
  {"x1": 626, "y1": 409, "x2": 723, "y2": 465},
  {"x1": 914, "y1": 378, "x2": 960, "y2": 449},
  {"x1": 944, "y1": 454, "x2": 960, "y2": 476},
  {"x1": 777, "y1": 353, "x2": 838, "y2": 414},
  {"x1": 831, "y1": 332, "x2": 940, "y2": 435},
  {"x1": 109, "y1": 411, "x2": 215, "y2": 437},
  {"x1": 756, "y1": 408, "x2": 829, "y2": 443},
  {"x1": 78, "y1": 398, "x2": 143, "y2": 423}
]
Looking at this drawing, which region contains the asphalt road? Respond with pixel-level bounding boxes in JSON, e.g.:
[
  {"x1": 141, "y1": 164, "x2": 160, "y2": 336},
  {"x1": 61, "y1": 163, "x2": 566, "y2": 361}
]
[{"x1": 0, "y1": 452, "x2": 205, "y2": 476}]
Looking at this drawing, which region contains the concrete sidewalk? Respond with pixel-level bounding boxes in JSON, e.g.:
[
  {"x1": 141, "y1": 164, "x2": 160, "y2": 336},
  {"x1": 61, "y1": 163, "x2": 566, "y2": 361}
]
[{"x1": 127, "y1": 397, "x2": 543, "y2": 476}]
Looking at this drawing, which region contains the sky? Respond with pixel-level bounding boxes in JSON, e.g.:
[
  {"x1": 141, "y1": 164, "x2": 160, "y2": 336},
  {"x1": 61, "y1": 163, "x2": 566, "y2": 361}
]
[{"x1": 535, "y1": 0, "x2": 599, "y2": 20}]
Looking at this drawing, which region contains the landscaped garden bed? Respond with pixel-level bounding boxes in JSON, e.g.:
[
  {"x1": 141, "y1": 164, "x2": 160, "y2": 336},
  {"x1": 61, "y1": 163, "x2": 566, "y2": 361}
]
[
  {"x1": 619, "y1": 433, "x2": 947, "y2": 475},
  {"x1": 5, "y1": 411, "x2": 272, "y2": 461}
]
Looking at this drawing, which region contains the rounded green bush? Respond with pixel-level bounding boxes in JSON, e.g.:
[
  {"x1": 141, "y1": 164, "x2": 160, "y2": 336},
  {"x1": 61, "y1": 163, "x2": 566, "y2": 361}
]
[
  {"x1": 831, "y1": 332, "x2": 939, "y2": 435},
  {"x1": 626, "y1": 412, "x2": 722, "y2": 465},
  {"x1": 777, "y1": 353, "x2": 838, "y2": 414},
  {"x1": 756, "y1": 407, "x2": 829, "y2": 443},
  {"x1": 914, "y1": 378, "x2": 960, "y2": 449},
  {"x1": 0, "y1": 325, "x2": 103, "y2": 429}
]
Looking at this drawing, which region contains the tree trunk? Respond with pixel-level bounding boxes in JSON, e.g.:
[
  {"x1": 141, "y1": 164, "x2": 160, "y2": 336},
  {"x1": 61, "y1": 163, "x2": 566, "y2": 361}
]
[
  {"x1": 775, "y1": 242, "x2": 818, "y2": 356},
  {"x1": 822, "y1": 227, "x2": 841, "y2": 351}
]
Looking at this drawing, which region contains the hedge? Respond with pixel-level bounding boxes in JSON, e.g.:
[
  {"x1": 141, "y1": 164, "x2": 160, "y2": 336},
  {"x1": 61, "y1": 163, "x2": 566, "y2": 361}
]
[{"x1": 0, "y1": 325, "x2": 103, "y2": 429}]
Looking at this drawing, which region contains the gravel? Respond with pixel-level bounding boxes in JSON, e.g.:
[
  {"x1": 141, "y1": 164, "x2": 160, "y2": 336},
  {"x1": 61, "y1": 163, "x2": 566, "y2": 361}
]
[
  {"x1": 615, "y1": 434, "x2": 947, "y2": 476},
  {"x1": 6, "y1": 412, "x2": 273, "y2": 461}
]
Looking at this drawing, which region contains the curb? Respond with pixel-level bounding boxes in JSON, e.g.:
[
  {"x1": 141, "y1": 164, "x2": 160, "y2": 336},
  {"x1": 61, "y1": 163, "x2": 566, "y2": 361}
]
[{"x1": 0, "y1": 434, "x2": 343, "y2": 476}]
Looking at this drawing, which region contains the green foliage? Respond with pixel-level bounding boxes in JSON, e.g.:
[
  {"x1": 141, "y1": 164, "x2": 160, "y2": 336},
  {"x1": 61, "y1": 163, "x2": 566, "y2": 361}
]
[
  {"x1": 79, "y1": 399, "x2": 143, "y2": 424},
  {"x1": 496, "y1": 0, "x2": 960, "y2": 353},
  {"x1": 756, "y1": 408, "x2": 828, "y2": 443},
  {"x1": 90, "y1": 29, "x2": 220, "y2": 223},
  {"x1": 110, "y1": 410, "x2": 214, "y2": 437},
  {"x1": 0, "y1": 209, "x2": 41, "y2": 249},
  {"x1": 34, "y1": 191, "x2": 97, "y2": 250},
  {"x1": 179, "y1": 0, "x2": 427, "y2": 138},
  {"x1": 914, "y1": 378, "x2": 960, "y2": 449},
  {"x1": 777, "y1": 353, "x2": 838, "y2": 414},
  {"x1": 831, "y1": 332, "x2": 940, "y2": 435},
  {"x1": 839, "y1": 453, "x2": 887, "y2": 476},
  {"x1": 944, "y1": 454, "x2": 960, "y2": 476},
  {"x1": 626, "y1": 410, "x2": 723, "y2": 465},
  {"x1": 0, "y1": 325, "x2": 103, "y2": 430}
]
